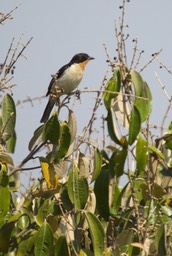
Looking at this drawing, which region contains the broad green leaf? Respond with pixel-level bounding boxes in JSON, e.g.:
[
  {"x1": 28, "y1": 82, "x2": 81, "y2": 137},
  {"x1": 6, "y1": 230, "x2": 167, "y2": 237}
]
[
  {"x1": 0, "y1": 222, "x2": 15, "y2": 253},
  {"x1": 42, "y1": 114, "x2": 60, "y2": 144},
  {"x1": 131, "y1": 71, "x2": 152, "y2": 122},
  {"x1": 29, "y1": 125, "x2": 44, "y2": 151},
  {"x1": 54, "y1": 121, "x2": 71, "y2": 163},
  {"x1": 104, "y1": 69, "x2": 121, "y2": 109},
  {"x1": 107, "y1": 108, "x2": 121, "y2": 145},
  {"x1": 164, "y1": 134, "x2": 172, "y2": 149},
  {"x1": 94, "y1": 169, "x2": 110, "y2": 220},
  {"x1": 34, "y1": 221, "x2": 53, "y2": 256},
  {"x1": 54, "y1": 235, "x2": 69, "y2": 256},
  {"x1": 0, "y1": 167, "x2": 10, "y2": 212},
  {"x1": 131, "y1": 70, "x2": 144, "y2": 96},
  {"x1": 2, "y1": 94, "x2": 16, "y2": 142},
  {"x1": 40, "y1": 157, "x2": 58, "y2": 189},
  {"x1": 34, "y1": 199, "x2": 50, "y2": 227},
  {"x1": 128, "y1": 105, "x2": 141, "y2": 145},
  {"x1": 139, "y1": 183, "x2": 149, "y2": 202},
  {"x1": 109, "y1": 148, "x2": 127, "y2": 178},
  {"x1": 16, "y1": 232, "x2": 35, "y2": 256},
  {"x1": 118, "y1": 229, "x2": 134, "y2": 247},
  {"x1": 0, "y1": 186, "x2": 10, "y2": 212},
  {"x1": 111, "y1": 184, "x2": 121, "y2": 213},
  {"x1": 68, "y1": 109, "x2": 77, "y2": 143},
  {"x1": 85, "y1": 211, "x2": 105, "y2": 256},
  {"x1": 148, "y1": 145, "x2": 165, "y2": 159},
  {"x1": 6, "y1": 130, "x2": 16, "y2": 153},
  {"x1": 155, "y1": 225, "x2": 167, "y2": 256},
  {"x1": 152, "y1": 183, "x2": 165, "y2": 199},
  {"x1": 136, "y1": 136, "x2": 147, "y2": 174},
  {"x1": 116, "y1": 182, "x2": 130, "y2": 210},
  {"x1": 0, "y1": 163, "x2": 7, "y2": 174},
  {"x1": 18, "y1": 212, "x2": 30, "y2": 230},
  {"x1": 61, "y1": 184, "x2": 73, "y2": 211},
  {"x1": 67, "y1": 166, "x2": 89, "y2": 210},
  {"x1": 135, "y1": 82, "x2": 152, "y2": 122},
  {"x1": 92, "y1": 148, "x2": 102, "y2": 182},
  {"x1": 0, "y1": 172, "x2": 9, "y2": 187}
]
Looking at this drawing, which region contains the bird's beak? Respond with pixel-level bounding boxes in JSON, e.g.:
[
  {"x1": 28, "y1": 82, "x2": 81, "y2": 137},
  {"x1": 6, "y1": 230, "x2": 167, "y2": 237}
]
[{"x1": 89, "y1": 56, "x2": 95, "y2": 60}]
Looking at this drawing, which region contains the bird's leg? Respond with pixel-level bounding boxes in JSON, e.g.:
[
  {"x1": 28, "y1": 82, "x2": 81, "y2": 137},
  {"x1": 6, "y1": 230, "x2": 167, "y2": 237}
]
[{"x1": 75, "y1": 90, "x2": 81, "y2": 100}]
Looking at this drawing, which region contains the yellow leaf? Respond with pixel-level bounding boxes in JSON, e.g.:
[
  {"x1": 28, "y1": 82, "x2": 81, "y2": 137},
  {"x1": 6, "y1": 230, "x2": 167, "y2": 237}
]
[
  {"x1": 40, "y1": 158, "x2": 58, "y2": 189},
  {"x1": 0, "y1": 163, "x2": 7, "y2": 173}
]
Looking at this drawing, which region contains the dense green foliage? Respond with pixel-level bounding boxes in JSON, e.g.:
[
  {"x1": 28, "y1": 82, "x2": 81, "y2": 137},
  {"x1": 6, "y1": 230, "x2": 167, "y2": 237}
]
[{"x1": 0, "y1": 1, "x2": 172, "y2": 256}]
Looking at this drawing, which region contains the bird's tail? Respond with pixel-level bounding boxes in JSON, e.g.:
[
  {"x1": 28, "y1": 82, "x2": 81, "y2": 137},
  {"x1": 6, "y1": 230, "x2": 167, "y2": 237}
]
[{"x1": 40, "y1": 100, "x2": 55, "y2": 123}]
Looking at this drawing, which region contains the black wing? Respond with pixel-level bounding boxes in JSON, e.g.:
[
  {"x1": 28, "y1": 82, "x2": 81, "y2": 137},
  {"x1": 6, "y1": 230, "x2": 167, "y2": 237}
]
[{"x1": 46, "y1": 63, "x2": 70, "y2": 96}]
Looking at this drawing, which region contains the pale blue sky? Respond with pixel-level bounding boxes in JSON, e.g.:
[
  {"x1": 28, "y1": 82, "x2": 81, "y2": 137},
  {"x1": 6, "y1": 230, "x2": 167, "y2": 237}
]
[{"x1": 1, "y1": 1, "x2": 172, "y2": 183}]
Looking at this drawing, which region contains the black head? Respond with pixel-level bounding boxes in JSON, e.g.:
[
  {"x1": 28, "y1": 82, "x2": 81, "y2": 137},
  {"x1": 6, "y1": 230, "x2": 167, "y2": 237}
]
[{"x1": 70, "y1": 53, "x2": 94, "y2": 64}]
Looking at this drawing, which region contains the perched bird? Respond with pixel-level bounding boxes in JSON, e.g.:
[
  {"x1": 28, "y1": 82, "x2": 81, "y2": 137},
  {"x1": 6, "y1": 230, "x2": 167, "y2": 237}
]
[{"x1": 40, "y1": 53, "x2": 94, "y2": 123}]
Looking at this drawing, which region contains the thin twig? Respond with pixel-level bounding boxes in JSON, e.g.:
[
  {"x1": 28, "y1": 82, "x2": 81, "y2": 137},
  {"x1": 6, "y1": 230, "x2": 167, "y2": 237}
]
[
  {"x1": 10, "y1": 142, "x2": 46, "y2": 176},
  {"x1": 130, "y1": 38, "x2": 138, "y2": 70},
  {"x1": 155, "y1": 72, "x2": 170, "y2": 101},
  {"x1": 155, "y1": 56, "x2": 172, "y2": 75},
  {"x1": 0, "y1": 4, "x2": 21, "y2": 25},
  {"x1": 5, "y1": 36, "x2": 33, "y2": 75},
  {"x1": 139, "y1": 49, "x2": 162, "y2": 73}
]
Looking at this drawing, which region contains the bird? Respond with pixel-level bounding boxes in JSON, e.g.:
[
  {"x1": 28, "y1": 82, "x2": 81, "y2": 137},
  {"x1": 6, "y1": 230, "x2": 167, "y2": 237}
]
[{"x1": 40, "y1": 53, "x2": 94, "y2": 123}]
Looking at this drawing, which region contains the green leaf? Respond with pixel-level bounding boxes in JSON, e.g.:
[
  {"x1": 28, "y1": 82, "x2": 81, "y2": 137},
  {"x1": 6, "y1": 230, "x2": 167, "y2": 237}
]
[
  {"x1": 128, "y1": 104, "x2": 141, "y2": 145},
  {"x1": 42, "y1": 114, "x2": 60, "y2": 144},
  {"x1": 54, "y1": 235, "x2": 69, "y2": 256},
  {"x1": 54, "y1": 121, "x2": 71, "y2": 163},
  {"x1": 67, "y1": 166, "x2": 89, "y2": 210},
  {"x1": 135, "y1": 82, "x2": 152, "y2": 122},
  {"x1": 34, "y1": 199, "x2": 50, "y2": 227},
  {"x1": 6, "y1": 130, "x2": 16, "y2": 153},
  {"x1": 164, "y1": 134, "x2": 172, "y2": 150},
  {"x1": 131, "y1": 71, "x2": 152, "y2": 122},
  {"x1": 0, "y1": 186, "x2": 10, "y2": 212},
  {"x1": 109, "y1": 148, "x2": 127, "y2": 178},
  {"x1": 0, "y1": 168, "x2": 9, "y2": 186},
  {"x1": 148, "y1": 145, "x2": 165, "y2": 160},
  {"x1": 34, "y1": 221, "x2": 53, "y2": 256},
  {"x1": 107, "y1": 108, "x2": 121, "y2": 145},
  {"x1": 118, "y1": 229, "x2": 134, "y2": 247},
  {"x1": 0, "y1": 222, "x2": 15, "y2": 253},
  {"x1": 155, "y1": 225, "x2": 167, "y2": 256},
  {"x1": 115, "y1": 182, "x2": 130, "y2": 211},
  {"x1": 104, "y1": 69, "x2": 121, "y2": 109},
  {"x1": 131, "y1": 70, "x2": 144, "y2": 96},
  {"x1": 29, "y1": 125, "x2": 44, "y2": 151},
  {"x1": 111, "y1": 184, "x2": 121, "y2": 213},
  {"x1": 94, "y1": 169, "x2": 110, "y2": 220},
  {"x1": 85, "y1": 211, "x2": 105, "y2": 255},
  {"x1": 2, "y1": 94, "x2": 16, "y2": 142},
  {"x1": 16, "y1": 232, "x2": 35, "y2": 256},
  {"x1": 18, "y1": 212, "x2": 30, "y2": 230},
  {"x1": 68, "y1": 109, "x2": 77, "y2": 143},
  {"x1": 92, "y1": 148, "x2": 102, "y2": 182},
  {"x1": 136, "y1": 136, "x2": 147, "y2": 174}
]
